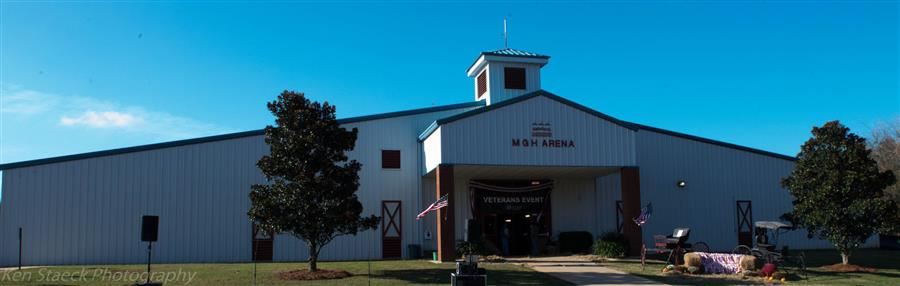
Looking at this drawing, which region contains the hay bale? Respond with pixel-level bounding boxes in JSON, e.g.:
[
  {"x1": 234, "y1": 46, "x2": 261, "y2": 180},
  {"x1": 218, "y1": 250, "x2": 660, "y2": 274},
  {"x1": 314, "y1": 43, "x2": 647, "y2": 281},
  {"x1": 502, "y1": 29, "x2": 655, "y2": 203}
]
[
  {"x1": 740, "y1": 255, "x2": 757, "y2": 271},
  {"x1": 772, "y1": 271, "x2": 787, "y2": 280},
  {"x1": 683, "y1": 252, "x2": 702, "y2": 267},
  {"x1": 684, "y1": 253, "x2": 755, "y2": 272},
  {"x1": 687, "y1": 266, "x2": 700, "y2": 274}
]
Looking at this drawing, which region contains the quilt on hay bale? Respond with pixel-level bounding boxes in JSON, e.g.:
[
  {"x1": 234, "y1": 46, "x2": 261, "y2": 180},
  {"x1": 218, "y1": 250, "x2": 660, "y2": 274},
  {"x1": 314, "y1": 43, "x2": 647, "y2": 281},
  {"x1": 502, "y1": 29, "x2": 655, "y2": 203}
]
[{"x1": 684, "y1": 252, "x2": 755, "y2": 274}]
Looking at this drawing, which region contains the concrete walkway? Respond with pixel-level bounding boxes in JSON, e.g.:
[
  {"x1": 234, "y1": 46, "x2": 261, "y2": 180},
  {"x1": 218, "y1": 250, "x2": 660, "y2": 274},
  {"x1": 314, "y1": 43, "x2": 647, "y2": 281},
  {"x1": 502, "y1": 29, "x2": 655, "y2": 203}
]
[{"x1": 512, "y1": 256, "x2": 666, "y2": 286}]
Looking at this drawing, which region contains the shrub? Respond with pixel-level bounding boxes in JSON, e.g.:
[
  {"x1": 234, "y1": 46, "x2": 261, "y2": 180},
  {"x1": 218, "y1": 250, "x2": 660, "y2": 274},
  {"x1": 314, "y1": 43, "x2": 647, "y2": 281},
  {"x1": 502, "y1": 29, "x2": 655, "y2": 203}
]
[
  {"x1": 558, "y1": 231, "x2": 593, "y2": 254},
  {"x1": 593, "y1": 232, "x2": 628, "y2": 258},
  {"x1": 457, "y1": 240, "x2": 486, "y2": 256},
  {"x1": 594, "y1": 240, "x2": 626, "y2": 258}
]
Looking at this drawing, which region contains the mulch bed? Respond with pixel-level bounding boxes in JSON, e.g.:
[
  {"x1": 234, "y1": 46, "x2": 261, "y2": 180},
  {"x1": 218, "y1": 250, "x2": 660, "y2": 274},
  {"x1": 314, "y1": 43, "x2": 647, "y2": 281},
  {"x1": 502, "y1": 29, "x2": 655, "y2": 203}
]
[
  {"x1": 278, "y1": 269, "x2": 352, "y2": 280},
  {"x1": 822, "y1": 263, "x2": 877, "y2": 273}
]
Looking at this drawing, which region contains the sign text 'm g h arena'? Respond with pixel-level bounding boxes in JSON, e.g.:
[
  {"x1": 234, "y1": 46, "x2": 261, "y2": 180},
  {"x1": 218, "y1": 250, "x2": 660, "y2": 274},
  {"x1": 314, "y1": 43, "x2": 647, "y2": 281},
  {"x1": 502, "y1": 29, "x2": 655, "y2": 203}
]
[
  {"x1": 512, "y1": 122, "x2": 576, "y2": 148},
  {"x1": 512, "y1": 138, "x2": 576, "y2": 148}
]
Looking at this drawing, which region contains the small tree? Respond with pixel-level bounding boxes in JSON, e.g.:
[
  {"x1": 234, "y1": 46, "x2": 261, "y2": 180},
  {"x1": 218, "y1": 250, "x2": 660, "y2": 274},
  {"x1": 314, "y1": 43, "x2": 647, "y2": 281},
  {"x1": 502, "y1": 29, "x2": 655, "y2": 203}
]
[
  {"x1": 782, "y1": 121, "x2": 897, "y2": 265},
  {"x1": 249, "y1": 91, "x2": 379, "y2": 272}
]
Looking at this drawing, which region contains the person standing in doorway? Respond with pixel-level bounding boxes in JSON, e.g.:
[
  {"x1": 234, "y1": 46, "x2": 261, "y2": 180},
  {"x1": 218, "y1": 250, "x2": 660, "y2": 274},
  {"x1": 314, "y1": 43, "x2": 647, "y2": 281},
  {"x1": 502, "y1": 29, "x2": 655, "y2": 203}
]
[
  {"x1": 529, "y1": 221, "x2": 540, "y2": 256},
  {"x1": 500, "y1": 222, "x2": 510, "y2": 256}
]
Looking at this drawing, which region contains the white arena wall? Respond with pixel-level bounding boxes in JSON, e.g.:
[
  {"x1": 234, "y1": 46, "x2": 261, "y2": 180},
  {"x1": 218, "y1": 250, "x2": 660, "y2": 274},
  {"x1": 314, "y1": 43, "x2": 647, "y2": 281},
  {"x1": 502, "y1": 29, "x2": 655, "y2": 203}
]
[
  {"x1": 274, "y1": 106, "x2": 478, "y2": 262},
  {"x1": 0, "y1": 105, "x2": 478, "y2": 266},
  {"x1": 0, "y1": 135, "x2": 268, "y2": 266},
  {"x1": 635, "y1": 129, "x2": 879, "y2": 251},
  {"x1": 0, "y1": 91, "x2": 874, "y2": 267}
]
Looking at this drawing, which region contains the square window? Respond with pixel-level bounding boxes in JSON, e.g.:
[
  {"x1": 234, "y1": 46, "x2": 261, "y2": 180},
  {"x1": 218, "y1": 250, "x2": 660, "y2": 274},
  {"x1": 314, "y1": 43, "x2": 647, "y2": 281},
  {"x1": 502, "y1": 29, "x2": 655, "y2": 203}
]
[
  {"x1": 382, "y1": 150, "x2": 401, "y2": 169},
  {"x1": 504, "y1": 67, "x2": 526, "y2": 90}
]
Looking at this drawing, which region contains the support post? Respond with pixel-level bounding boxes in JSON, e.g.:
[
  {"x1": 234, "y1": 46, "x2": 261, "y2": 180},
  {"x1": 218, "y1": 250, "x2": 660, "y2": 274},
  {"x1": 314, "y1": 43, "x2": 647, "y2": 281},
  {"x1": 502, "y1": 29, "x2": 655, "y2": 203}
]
[
  {"x1": 146, "y1": 241, "x2": 152, "y2": 285},
  {"x1": 18, "y1": 227, "x2": 22, "y2": 270},
  {"x1": 620, "y1": 167, "x2": 643, "y2": 255},
  {"x1": 435, "y1": 164, "x2": 456, "y2": 262}
]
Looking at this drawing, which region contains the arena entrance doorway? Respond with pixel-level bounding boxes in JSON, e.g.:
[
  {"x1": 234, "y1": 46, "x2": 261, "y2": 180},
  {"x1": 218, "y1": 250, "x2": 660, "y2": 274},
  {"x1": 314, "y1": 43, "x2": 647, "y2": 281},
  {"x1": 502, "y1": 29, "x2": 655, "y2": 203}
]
[{"x1": 470, "y1": 180, "x2": 552, "y2": 256}]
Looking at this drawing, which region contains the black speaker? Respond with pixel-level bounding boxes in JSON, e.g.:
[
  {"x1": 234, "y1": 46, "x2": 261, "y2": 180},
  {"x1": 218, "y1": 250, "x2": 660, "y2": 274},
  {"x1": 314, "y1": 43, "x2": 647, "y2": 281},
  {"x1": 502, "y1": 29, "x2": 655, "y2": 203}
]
[
  {"x1": 141, "y1": 216, "x2": 159, "y2": 242},
  {"x1": 466, "y1": 219, "x2": 482, "y2": 242}
]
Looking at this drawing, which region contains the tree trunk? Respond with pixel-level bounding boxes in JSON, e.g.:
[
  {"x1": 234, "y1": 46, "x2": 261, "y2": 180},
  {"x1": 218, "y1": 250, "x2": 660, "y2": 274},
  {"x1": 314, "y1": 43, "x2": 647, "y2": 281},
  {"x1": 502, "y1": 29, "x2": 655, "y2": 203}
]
[
  {"x1": 841, "y1": 252, "x2": 849, "y2": 265},
  {"x1": 308, "y1": 244, "x2": 319, "y2": 272}
]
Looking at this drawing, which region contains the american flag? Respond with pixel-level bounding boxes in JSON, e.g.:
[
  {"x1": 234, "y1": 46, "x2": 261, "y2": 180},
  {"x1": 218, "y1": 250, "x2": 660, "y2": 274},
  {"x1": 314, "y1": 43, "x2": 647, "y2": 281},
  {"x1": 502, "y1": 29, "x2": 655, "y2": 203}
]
[
  {"x1": 632, "y1": 202, "x2": 652, "y2": 226},
  {"x1": 416, "y1": 194, "x2": 449, "y2": 220}
]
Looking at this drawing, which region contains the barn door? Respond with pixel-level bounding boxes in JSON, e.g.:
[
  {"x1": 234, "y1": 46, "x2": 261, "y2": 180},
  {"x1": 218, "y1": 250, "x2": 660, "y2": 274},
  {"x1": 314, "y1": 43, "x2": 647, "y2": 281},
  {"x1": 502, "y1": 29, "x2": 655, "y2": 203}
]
[
  {"x1": 736, "y1": 200, "x2": 753, "y2": 246},
  {"x1": 615, "y1": 200, "x2": 624, "y2": 234},
  {"x1": 382, "y1": 201, "x2": 402, "y2": 259},
  {"x1": 252, "y1": 224, "x2": 274, "y2": 261}
]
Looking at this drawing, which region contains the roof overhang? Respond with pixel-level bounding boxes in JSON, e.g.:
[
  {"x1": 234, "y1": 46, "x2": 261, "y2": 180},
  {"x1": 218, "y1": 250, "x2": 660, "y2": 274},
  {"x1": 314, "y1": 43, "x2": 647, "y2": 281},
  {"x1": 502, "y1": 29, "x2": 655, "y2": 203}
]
[
  {"x1": 466, "y1": 54, "x2": 551, "y2": 77},
  {"x1": 423, "y1": 164, "x2": 622, "y2": 179}
]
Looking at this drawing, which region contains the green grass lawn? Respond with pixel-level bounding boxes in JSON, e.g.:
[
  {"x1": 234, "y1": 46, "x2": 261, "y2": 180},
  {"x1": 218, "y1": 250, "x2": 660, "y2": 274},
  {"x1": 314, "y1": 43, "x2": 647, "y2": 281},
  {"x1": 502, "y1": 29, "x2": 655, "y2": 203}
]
[
  {"x1": 601, "y1": 248, "x2": 900, "y2": 285},
  {"x1": 0, "y1": 260, "x2": 572, "y2": 286}
]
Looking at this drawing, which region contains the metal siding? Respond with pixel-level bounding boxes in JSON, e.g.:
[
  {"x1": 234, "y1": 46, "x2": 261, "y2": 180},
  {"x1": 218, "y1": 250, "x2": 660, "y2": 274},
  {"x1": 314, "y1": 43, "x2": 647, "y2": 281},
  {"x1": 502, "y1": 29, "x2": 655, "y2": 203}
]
[
  {"x1": 0, "y1": 136, "x2": 267, "y2": 265},
  {"x1": 420, "y1": 178, "x2": 438, "y2": 252},
  {"x1": 267, "y1": 105, "x2": 479, "y2": 262},
  {"x1": 551, "y1": 178, "x2": 598, "y2": 237},
  {"x1": 441, "y1": 96, "x2": 636, "y2": 167},
  {"x1": 0, "y1": 170, "x2": 14, "y2": 266},
  {"x1": 423, "y1": 126, "x2": 442, "y2": 174},
  {"x1": 596, "y1": 172, "x2": 623, "y2": 236},
  {"x1": 636, "y1": 130, "x2": 878, "y2": 251},
  {"x1": 486, "y1": 62, "x2": 543, "y2": 104},
  {"x1": 0, "y1": 103, "x2": 479, "y2": 265},
  {"x1": 453, "y1": 177, "x2": 471, "y2": 241}
]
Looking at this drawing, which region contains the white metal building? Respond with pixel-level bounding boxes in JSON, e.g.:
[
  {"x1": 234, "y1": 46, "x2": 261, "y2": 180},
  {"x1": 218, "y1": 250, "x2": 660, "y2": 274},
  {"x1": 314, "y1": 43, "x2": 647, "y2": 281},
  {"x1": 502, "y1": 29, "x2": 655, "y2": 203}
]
[{"x1": 0, "y1": 48, "x2": 876, "y2": 266}]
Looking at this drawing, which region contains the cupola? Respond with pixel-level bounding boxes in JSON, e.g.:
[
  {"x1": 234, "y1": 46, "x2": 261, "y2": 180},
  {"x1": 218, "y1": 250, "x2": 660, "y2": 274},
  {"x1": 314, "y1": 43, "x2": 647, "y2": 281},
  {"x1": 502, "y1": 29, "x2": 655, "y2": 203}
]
[{"x1": 466, "y1": 48, "x2": 550, "y2": 105}]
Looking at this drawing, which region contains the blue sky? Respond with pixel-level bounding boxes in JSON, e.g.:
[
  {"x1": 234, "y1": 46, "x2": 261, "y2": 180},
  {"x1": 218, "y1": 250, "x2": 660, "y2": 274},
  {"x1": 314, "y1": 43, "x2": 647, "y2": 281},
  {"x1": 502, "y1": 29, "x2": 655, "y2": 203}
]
[{"x1": 1, "y1": 1, "x2": 898, "y2": 166}]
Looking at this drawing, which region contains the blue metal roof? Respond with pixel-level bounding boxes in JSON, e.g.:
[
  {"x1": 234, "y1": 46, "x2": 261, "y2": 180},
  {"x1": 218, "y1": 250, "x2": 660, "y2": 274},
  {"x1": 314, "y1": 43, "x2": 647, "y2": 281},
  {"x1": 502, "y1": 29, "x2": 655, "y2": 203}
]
[{"x1": 482, "y1": 48, "x2": 549, "y2": 59}]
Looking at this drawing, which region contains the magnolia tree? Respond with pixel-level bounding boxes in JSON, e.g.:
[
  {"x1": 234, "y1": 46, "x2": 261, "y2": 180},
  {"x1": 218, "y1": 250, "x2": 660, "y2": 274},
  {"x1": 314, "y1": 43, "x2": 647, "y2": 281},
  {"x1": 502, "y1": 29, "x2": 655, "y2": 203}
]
[
  {"x1": 782, "y1": 121, "x2": 898, "y2": 265},
  {"x1": 249, "y1": 91, "x2": 379, "y2": 272}
]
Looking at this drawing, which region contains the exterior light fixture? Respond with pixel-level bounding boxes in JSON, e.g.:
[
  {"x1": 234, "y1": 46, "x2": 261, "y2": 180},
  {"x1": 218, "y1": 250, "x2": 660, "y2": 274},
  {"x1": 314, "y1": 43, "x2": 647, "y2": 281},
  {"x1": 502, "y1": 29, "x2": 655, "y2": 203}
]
[
  {"x1": 504, "y1": 219, "x2": 512, "y2": 223},
  {"x1": 531, "y1": 181, "x2": 541, "y2": 185},
  {"x1": 524, "y1": 214, "x2": 531, "y2": 218},
  {"x1": 677, "y1": 180, "x2": 687, "y2": 188}
]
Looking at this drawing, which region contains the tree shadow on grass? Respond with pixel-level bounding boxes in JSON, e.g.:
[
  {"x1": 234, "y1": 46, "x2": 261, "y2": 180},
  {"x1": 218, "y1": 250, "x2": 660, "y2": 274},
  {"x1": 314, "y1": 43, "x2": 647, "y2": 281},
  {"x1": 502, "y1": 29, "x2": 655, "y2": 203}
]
[
  {"x1": 625, "y1": 272, "x2": 764, "y2": 286},
  {"x1": 377, "y1": 269, "x2": 571, "y2": 286},
  {"x1": 804, "y1": 267, "x2": 900, "y2": 280},
  {"x1": 506, "y1": 259, "x2": 601, "y2": 264}
]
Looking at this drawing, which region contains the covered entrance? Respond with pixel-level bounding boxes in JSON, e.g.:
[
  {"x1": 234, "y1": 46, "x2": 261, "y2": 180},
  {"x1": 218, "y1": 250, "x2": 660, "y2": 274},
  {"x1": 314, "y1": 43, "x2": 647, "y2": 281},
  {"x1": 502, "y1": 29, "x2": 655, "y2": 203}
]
[
  {"x1": 471, "y1": 180, "x2": 552, "y2": 256},
  {"x1": 426, "y1": 164, "x2": 642, "y2": 261}
]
